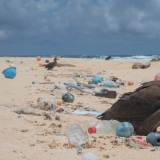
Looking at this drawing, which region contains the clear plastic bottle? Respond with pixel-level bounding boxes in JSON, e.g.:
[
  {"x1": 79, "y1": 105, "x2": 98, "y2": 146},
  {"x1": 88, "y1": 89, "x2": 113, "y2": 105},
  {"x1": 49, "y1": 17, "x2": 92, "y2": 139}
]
[
  {"x1": 53, "y1": 89, "x2": 64, "y2": 98},
  {"x1": 83, "y1": 120, "x2": 120, "y2": 135},
  {"x1": 67, "y1": 124, "x2": 88, "y2": 147}
]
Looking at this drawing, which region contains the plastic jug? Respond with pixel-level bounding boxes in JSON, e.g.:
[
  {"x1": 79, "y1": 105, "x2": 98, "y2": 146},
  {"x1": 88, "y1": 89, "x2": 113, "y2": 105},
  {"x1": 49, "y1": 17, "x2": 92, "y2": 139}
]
[
  {"x1": 84, "y1": 120, "x2": 120, "y2": 135},
  {"x1": 116, "y1": 122, "x2": 134, "y2": 137},
  {"x1": 94, "y1": 88, "x2": 117, "y2": 99},
  {"x1": 67, "y1": 124, "x2": 88, "y2": 147},
  {"x1": 146, "y1": 132, "x2": 160, "y2": 146}
]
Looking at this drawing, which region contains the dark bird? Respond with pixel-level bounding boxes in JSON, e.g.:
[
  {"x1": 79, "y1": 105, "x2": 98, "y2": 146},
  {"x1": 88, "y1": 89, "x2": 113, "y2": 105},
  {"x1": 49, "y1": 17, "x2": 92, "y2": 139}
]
[
  {"x1": 105, "y1": 55, "x2": 112, "y2": 60},
  {"x1": 97, "y1": 81, "x2": 160, "y2": 135},
  {"x1": 44, "y1": 57, "x2": 59, "y2": 70}
]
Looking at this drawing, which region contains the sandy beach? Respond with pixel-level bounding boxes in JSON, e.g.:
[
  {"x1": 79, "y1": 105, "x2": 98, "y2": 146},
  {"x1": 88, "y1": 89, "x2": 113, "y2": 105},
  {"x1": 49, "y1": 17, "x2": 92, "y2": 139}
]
[{"x1": 0, "y1": 57, "x2": 160, "y2": 160}]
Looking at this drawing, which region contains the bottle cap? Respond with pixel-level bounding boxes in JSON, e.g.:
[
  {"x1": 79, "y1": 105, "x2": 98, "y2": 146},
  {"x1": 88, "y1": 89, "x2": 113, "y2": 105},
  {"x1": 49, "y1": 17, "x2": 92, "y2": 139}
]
[
  {"x1": 88, "y1": 126, "x2": 96, "y2": 134},
  {"x1": 57, "y1": 100, "x2": 62, "y2": 105}
]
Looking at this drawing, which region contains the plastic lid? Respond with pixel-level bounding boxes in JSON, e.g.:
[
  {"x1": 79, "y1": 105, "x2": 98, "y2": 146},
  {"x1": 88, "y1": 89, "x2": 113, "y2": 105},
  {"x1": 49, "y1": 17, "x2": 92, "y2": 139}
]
[{"x1": 88, "y1": 126, "x2": 96, "y2": 134}]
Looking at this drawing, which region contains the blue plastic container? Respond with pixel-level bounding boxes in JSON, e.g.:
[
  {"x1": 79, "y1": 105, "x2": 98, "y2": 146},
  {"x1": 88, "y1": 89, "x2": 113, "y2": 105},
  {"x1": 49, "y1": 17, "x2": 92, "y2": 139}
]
[
  {"x1": 2, "y1": 67, "x2": 17, "y2": 79},
  {"x1": 92, "y1": 76, "x2": 103, "y2": 84},
  {"x1": 116, "y1": 122, "x2": 134, "y2": 137},
  {"x1": 103, "y1": 80, "x2": 120, "y2": 88},
  {"x1": 146, "y1": 132, "x2": 160, "y2": 146}
]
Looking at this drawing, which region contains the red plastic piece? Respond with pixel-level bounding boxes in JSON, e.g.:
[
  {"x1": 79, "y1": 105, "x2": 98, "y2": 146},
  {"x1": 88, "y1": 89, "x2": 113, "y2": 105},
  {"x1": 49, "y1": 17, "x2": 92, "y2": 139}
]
[{"x1": 137, "y1": 139, "x2": 148, "y2": 146}]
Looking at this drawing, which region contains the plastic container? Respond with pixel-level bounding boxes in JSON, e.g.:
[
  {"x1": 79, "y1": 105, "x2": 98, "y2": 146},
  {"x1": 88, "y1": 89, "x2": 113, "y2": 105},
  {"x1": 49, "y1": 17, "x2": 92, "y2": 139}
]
[
  {"x1": 83, "y1": 81, "x2": 88, "y2": 86},
  {"x1": 82, "y1": 152, "x2": 99, "y2": 160},
  {"x1": 154, "y1": 72, "x2": 160, "y2": 81},
  {"x1": 53, "y1": 89, "x2": 64, "y2": 98},
  {"x1": 67, "y1": 124, "x2": 88, "y2": 147},
  {"x1": 84, "y1": 120, "x2": 120, "y2": 135},
  {"x1": 103, "y1": 81, "x2": 120, "y2": 88},
  {"x1": 92, "y1": 76, "x2": 103, "y2": 84},
  {"x1": 2, "y1": 67, "x2": 17, "y2": 79},
  {"x1": 9, "y1": 63, "x2": 15, "y2": 67},
  {"x1": 146, "y1": 132, "x2": 160, "y2": 146},
  {"x1": 65, "y1": 82, "x2": 78, "y2": 87},
  {"x1": 50, "y1": 83, "x2": 67, "y2": 91},
  {"x1": 39, "y1": 62, "x2": 44, "y2": 67},
  {"x1": 94, "y1": 88, "x2": 117, "y2": 99},
  {"x1": 32, "y1": 81, "x2": 39, "y2": 84},
  {"x1": 37, "y1": 56, "x2": 41, "y2": 61},
  {"x1": 116, "y1": 122, "x2": 134, "y2": 137},
  {"x1": 37, "y1": 98, "x2": 62, "y2": 111},
  {"x1": 83, "y1": 85, "x2": 95, "y2": 89},
  {"x1": 62, "y1": 92, "x2": 75, "y2": 103}
]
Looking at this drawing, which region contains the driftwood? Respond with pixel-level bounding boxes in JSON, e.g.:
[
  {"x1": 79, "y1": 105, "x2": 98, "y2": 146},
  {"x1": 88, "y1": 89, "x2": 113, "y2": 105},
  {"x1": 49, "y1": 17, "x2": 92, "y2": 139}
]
[
  {"x1": 132, "y1": 62, "x2": 150, "y2": 69},
  {"x1": 57, "y1": 63, "x2": 75, "y2": 67}
]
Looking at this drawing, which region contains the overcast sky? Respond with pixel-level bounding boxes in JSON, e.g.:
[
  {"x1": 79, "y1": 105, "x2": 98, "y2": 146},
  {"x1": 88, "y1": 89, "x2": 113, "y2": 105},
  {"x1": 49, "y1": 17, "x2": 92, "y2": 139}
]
[{"x1": 0, "y1": 0, "x2": 160, "y2": 56}]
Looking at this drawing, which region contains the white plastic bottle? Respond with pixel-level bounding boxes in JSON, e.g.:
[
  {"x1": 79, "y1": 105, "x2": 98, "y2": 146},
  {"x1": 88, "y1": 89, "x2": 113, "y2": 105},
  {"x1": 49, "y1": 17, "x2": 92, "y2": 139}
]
[
  {"x1": 84, "y1": 120, "x2": 120, "y2": 135},
  {"x1": 67, "y1": 124, "x2": 88, "y2": 148}
]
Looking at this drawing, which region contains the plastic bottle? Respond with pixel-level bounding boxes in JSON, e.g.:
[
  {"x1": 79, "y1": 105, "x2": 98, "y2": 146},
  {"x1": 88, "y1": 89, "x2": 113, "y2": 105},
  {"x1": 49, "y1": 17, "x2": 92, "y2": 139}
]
[
  {"x1": 83, "y1": 120, "x2": 120, "y2": 135},
  {"x1": 94, "y1": 88, "x2": 117, "y2": 99},
  {"x1": 50, "y1": 82, "x2": 67, "y2": 90},
  {"x1": 67, "y1": 124, "x2": 88, "y2": 147},
  {"x1": 146, "y1": 132, "x2": 160, "y2": 146},
  {"x1": 53, "y1": 89, "x2": 64, "y2": 98},
  {"x1": 37, "y1": 98, "x2": 62, "y2": 110}
]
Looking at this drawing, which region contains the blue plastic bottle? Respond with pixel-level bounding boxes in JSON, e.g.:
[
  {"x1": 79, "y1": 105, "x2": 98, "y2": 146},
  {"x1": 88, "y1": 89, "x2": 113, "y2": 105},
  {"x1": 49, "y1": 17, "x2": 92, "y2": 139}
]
[
  {"x1": 116, "y1": 122, "x2": 134, "y2": 137},
  {"x1": 146, "y1": 132, "x2": 160, "y2": 146}
]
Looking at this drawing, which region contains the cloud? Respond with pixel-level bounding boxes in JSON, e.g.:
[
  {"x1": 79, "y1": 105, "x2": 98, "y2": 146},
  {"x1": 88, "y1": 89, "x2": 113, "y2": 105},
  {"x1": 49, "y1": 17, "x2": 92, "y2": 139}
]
[{"x1": 0, "y1": 0, "x2": 160, "y2": 54}]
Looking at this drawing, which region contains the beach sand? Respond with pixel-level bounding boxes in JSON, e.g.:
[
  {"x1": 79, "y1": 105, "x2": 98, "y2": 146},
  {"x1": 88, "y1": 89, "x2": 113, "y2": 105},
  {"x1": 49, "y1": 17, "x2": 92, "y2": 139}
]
[{"x1": 0, "y1": 57, "x2": 160, "y2": 160}]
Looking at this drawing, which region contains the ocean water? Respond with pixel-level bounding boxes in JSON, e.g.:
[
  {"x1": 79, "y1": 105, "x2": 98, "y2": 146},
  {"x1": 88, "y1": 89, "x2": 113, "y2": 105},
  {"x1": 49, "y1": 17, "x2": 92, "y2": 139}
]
[{"x1": 0, "y1": 54, "x2": 159, "y2": 60}]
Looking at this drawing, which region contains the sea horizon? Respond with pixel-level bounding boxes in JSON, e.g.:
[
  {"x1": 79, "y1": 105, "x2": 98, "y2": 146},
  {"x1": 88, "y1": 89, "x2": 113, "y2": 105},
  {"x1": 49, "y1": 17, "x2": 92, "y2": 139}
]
[{"x1": 0, "y1": 54, "x2": 159, "y2": 60}]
